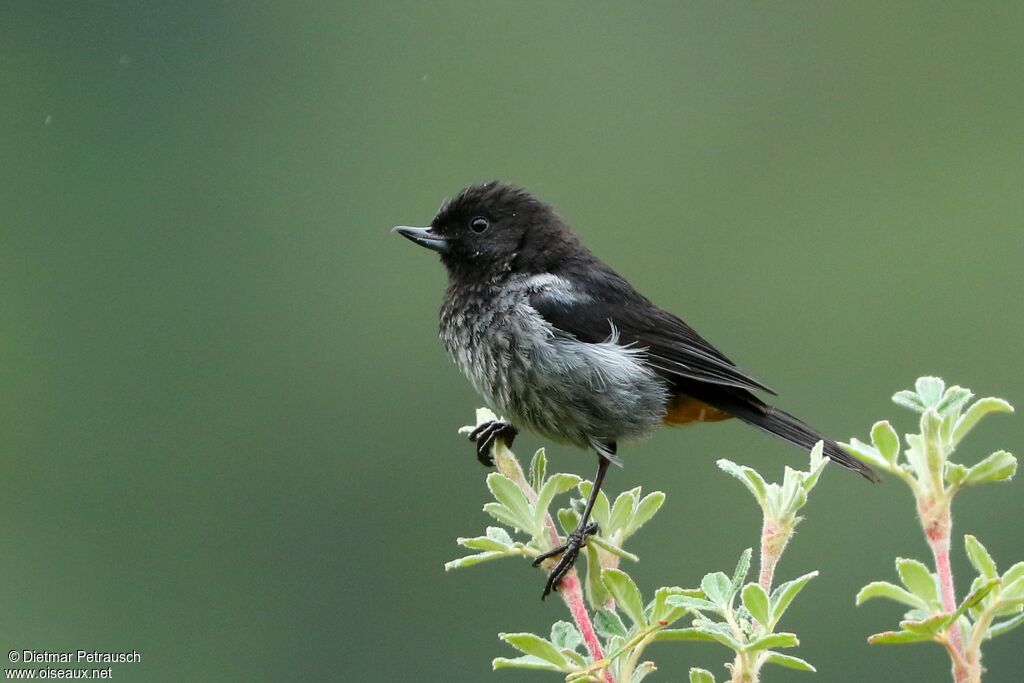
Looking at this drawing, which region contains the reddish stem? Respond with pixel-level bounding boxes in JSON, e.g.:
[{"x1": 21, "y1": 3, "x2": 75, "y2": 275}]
[{"x1": 921, "y1": 499, "x2": 969, "y2": 681}]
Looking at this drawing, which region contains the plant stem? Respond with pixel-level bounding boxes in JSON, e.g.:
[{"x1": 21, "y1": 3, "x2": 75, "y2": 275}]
[
  {"x1": 919, "y1": 497, "x2": 970, "y2": 681},
  {"x1": 758, "y1": 517, "x2": 791, "y2": 591},
  {"x1": 494, "y1": 443, "x2": 613, "y2": 683}
]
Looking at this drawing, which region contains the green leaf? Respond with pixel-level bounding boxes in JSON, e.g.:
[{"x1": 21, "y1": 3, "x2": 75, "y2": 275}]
[
  {"x1": 492, "y1": 655, "x2": 564, "y2": 672},
  {"x1": 701, "y1": 571, "x2": 734, "y2": 609},
  {"x1": 1000, "y1": 576, "x2": 1024, "y2": 604},
  {"x1": 486, "y1": 526, "x2": 514, "y2": 545},
  {"x1": 628, "y1": 491, "x2": 666, "y2": 534},
  {"x1": 483, "y1": 502, "x2": 523, "y2": 530},
  {"x1": 915, "y1": 377, "x2": 946, "y2": 407},
  {"x1": 609, "y1": 488, "x2": 638, "y2": 534},
  {"x1": 764, "y1": 652, "x2": 816, "y2": 672},
  {"x1": 892, "y1": 389, "x2": 927, "y2": 413},
  {"x1": 871, "y1": 421, "x2": 901, "y2": 466},
  {"x1": 631, "y1": 662, "x2": 657, "y2": 683},
  {"x1": 963, "y1": 450, "x2": 1017, "y2": 486},
  {"x1": 1003, "y1": 562, "x2": 1024, "y2": 586},
  {"x1": 856, "y1": 581, "x2": 927, "y2": 608},
  {"x1": 732, "y1": 548, "x2": 753, "y2": 594},
  {"x1": 937, "y1": 386, "x2": 973, "y2": 417},
  {"x1": 770, "y1": 571, "x2": 818, "y2": 621},
  {"x1": 498, "y1": 632, "x2": 568, "y2": 667},
  {"x1": 650, "y1": 586, "x2": 695, "y2": 625},
  {"x1": 550, "y1": 621, "x2": 583, "y2": 651},
  {"x1": 899, "y1": 613, "x2": 948, "y2": 636},
  {"x1": 841, "y1": 438, "x2": 889, "y2": 471},
  {"x1": 486, "y1": 473, "x2": 534, "y2": 531},
  {"x1": 867, "y1": 629, "x2": 933, "y2": 644},
  {"x1": 534, "y1": 473, "x2": 582, "y2": 528},
  {"x1": 989, "y1": 611, "x2": 1024, "y2": 638},
  {"x1": 444, "y1": 550, "x2": 510, "y2": 570},
  {"x1": 965, "y1": 535, "x2": 999, "y2": 579},
  {"x1": 583, "y1": 544, "x2": 610, "y2": 608},
  {"x1": 690, "y1": 619, "x2": 745, "y2": 650},
  {"x1": 946, "y1": 462, "x2": 969, "y2": 486},
  {"x1": 593, "y1": 608, "x2": 628, "y2": 640},
  {"x1": 741, "y1": 583, "x2": 771, "y2": 626},
  {"x1": 602, "y1": 568, "x2": 647, "y2": 628},
  {"x1": 801, "y1": 441, "x2": 827, "y2": 492},
  {"x1": 577, "y1": 481, "x2": 611, "y2": 531},
  {"x1": 459, "y1": 531, "x2": 511, "y2": 552},
  {"x1": 953, "y1": 397, "x2": 1014, "y2": 445},
  {"x1": 666, "y1": 595, "x2": 720, "y2": 613},
  {"x1": 947, "y1": 578, "x2": 1000, "y2": 626},
  {"x1": 689, "y1": 668, "x2": 716, "y2": 683},
  {"x1": 557, "y1": 507, "x2": 580, "y2": 536},
  {"x1": 653, "y1": 628, "x2": 719, "y2": 643},
  {"x1": 745, "y1": 632, "x2": 799, "y2": 651},
  {"x1": 896, "y1": 558, "x2": 939, "y2": 606},
  {"x1": 529, "y1": 448, "x2": 547, "y2": 493},
  {"x1": 717, "y1": 459, "x2": 768, "y2": 505},
  {"x1": 587, "y1": 534, "x2": 640, "y2": 562}
]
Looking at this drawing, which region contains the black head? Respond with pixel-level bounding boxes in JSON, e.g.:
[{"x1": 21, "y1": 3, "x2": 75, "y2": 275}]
[{"x1": 392, "y1": 181, "x2": 581, "y2": 280}]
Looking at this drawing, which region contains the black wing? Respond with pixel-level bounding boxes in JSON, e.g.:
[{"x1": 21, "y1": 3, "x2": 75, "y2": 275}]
[{"x1": 529, "y1": 287, "x2": 776, "y2": 395}]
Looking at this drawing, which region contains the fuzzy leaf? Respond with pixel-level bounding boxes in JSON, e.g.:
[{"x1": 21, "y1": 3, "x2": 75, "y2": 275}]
[
  {"x1": 483, "y1": 502, "x2": 523, "y2": 530},
  {"x1": 487, "y1": 473, "x2": 534, "y2": 531},
  {"x1": 602, "y1": 569, "x2": 647, "y2": 627},
  {"x1": 963, "y1": 450, "x2": 1017, "y2": 486},
  {"x1": 867, "y1": 629, "x2": 932, "y2": 644},
  {"x1": 631, "y1": 661, "x2": 657, "y2": 683},
  {"x1": 965, "y1": 535, "x2": 999, "y2": 579},
  {"x1": 609, "y1": 488, "x2": 638, "y2": 534},
  {"x1": 947, "y1": 578, "x2": 1000, "y2": 626},
  {"x1": 550, "y1": 621, "x2": 583, "y2": 651},
  {"x1": 745, "y1": 632, "x2": 799, "y2": 651},
  {"x1": 946, "y1": 462, "x2": 969, "y2": 486},
  {"x1": 654, "y1": 628, "x2": 718, "y2": 643},
  {"x1": 716, "y1": 459, "x2": 768, "y2": 504},
  {"x1": 582, "y1": 544, "x2": 610, "y2": 608},
  {"x1": 689, "y1": 668, "x2": 716, "y2": 683},
  {"x1": 628, "y1": 491, "x2": 666, "y2": 534},
  {"x1": 650, "y1": 586, "x2": 696, "y2": 625},
  {"x1": 701, "y1": 572, "x2": 734, "y2": 609},
  {"x1": 529, "y1": 448, "x2": 547, "y2": 493},
  {"x1": 498, "y1": 632, "x2": 568, "y2": 667},
  {"x1": 770, "y1": 571, "x2": 818, "y2": 620},
  {"x1": 871, "y1": 421, "x2": 901, "y2": 466},
  {"x1": 458, "y1": 534, "x2": 511, "y2": 552},
  {"x1": 899, "y1": 613, "x2": 948, "y2": 636},
  {"x1": 989, "y1": 611, "x2": 1024, "y2": 638},
  {"x1": 892, "y1": 389, "x2": 927, "y2": 413},
  {"x1": 666, "y1": 595, "x2": 720, "y2": 613},
  {"x1": 841, "y1": 438, "x2": 890, "y2": 471},
  {"x1": 937, "y1": 386, "x2": 973, "y2": 417},
  {"x1": 764, "y1": 652, "x2": 816, "y2": 672},
  {"x1": 534, "y1": 473, "x2": 582, "y2": 528},
  {"x1": 587, "y1": 534, "x2": 639, "y2": 562},
  {"x1": 896, "y1": 558, "x2": 939, "y2": 606},
  {"x1": 742, "y1": 583, "x2": 772, "y2": 626},
  {"x1": 577, "y1": 481, "x2": 612, "y2": 531},
  {"x1": 856, "y1": 581, "x2": 927, "y2": 608},
  {"x1": 731, "y1": 549, "x2": 753, "y2": 594},
  {"x1": 444, "y1": 550, "x2": 510, "y2": 570},
  {"x1": 558, "y1": 507, "x2": 580, "y2": 536},
  {"x1": 593, "y1": 608, "x2": 628, "y2": 640},
  {"x1": 492, "y1": 655, "x2": 564, "y2": 672},
  {"x1": 953, "y1": 398, "x2": 1014, "y2": 445},
  {"x1": 690, "y1": 619, "x2": 744, "y2": 650},
  {"x1": 915, "y1": 377, "x2": 946, "y2": 407}
]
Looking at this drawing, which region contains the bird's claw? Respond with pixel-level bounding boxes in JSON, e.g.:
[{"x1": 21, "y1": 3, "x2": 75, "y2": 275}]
[
  {"x1": 532, "y1": 521, "x2": 599, "y2": 599},
  {"x1": 467, "y1": 420, "x2": 518, "y2": 467}
]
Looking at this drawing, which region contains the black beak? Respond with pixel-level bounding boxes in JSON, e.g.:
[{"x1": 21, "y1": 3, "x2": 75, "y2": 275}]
[{"x1": 391, "y1": 225, "x2": 449, "y2": 253}]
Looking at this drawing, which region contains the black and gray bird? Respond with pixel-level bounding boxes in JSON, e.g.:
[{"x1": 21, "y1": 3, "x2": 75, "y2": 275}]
[{"x1": 393, "y1": 181, "x2": 878, "y2": 597}]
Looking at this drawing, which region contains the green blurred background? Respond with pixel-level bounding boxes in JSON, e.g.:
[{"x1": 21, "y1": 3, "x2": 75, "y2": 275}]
[{"x1": 2, "y1": 2, "x2": 1022, "y2": 681}]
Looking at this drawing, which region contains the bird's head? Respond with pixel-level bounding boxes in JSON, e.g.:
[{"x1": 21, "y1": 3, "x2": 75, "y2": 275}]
[{"x1": 392, "y1": 181, "x2": 579, "y2": 281}]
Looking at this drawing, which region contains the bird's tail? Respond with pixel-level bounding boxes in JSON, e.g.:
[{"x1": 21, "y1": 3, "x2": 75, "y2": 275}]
[{"x1": 686, "y1": 386, "x2": 880, "y2": 481}]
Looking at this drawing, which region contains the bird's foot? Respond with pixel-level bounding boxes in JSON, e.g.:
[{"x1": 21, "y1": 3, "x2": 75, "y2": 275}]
[
  {"x1": 532, "y1": 521, "x2": 599, "y2": 599},
  {"x1": 467, "y1": 420, "x2": 518, "y2": 467}
]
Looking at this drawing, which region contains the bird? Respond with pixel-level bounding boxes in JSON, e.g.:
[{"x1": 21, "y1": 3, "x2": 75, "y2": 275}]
[{"x1": 392, "y1": 180, "x2": 878, "y2": 598}]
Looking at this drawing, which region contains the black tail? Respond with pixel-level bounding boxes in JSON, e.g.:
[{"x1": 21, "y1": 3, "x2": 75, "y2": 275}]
[{"x1": 683, "y1": 384, "x2": 880, "y2": 481}]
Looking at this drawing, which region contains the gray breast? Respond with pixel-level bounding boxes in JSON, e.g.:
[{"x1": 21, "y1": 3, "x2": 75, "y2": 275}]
[{"x1": 440, "y1": 275, "x2": 669, "y2": 448}]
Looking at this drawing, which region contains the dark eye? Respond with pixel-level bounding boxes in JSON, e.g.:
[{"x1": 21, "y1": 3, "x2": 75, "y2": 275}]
[{"x1": 470, "y1": 217, "x2": 489, "y2": 233}]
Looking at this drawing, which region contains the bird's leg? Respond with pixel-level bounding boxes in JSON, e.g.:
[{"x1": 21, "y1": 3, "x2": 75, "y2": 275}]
[
  {"x1": 532, "y1": 443, "x2": 614, "y2": 599},
  {"x1": 467, "y1": 420, "x2": 518, "y2": 467}
]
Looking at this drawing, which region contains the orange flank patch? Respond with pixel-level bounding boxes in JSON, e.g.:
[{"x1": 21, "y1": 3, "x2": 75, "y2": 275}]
[{"x1": 663, "y1": 396, "x2": 734, "y2": 425}]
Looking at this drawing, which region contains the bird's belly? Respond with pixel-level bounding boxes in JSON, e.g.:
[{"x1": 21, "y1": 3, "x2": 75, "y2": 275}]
[{"x1": 444, "y1": 308, "x2": 669, "y2": 447}]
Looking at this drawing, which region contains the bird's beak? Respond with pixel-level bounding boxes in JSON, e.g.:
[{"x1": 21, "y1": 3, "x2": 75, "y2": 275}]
[{"x1": 391, "y1": 225, "x2": 449, "y2": 253}]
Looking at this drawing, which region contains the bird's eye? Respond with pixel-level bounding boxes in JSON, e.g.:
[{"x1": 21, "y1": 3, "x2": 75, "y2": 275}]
[{"x1": 470, "y1": 217, "x2": 489, "y2": 233}]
